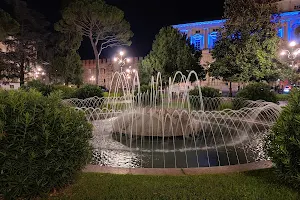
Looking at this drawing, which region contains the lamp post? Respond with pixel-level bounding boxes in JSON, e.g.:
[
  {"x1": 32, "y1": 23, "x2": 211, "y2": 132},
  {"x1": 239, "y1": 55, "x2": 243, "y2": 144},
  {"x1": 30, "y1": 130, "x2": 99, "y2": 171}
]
[
  {"x1": 113, "y1": 51, "x2": 131, "y2": 72},
  {"x1": 280, "y1": 41, "x2": 300, "y2": 69}
]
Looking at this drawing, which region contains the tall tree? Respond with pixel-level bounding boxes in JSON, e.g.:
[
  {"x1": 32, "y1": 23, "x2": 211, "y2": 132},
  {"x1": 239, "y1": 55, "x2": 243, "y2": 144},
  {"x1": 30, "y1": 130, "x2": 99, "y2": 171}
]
[
  {"x1": 0, "y1": 0, "x2": 48, "y2": 85},
  {"x1": 140, "y1": 26, "x2": 204, "y2": 84},
  {"x1": 0, "y1": 9, "x2": 19, "y2": 41},
  {"x1": 51, "y1": 32, "x2": 83, "y2": 86},
  {"x1": 56, "y1": 0, "x2": 133, "y2": 85},
  {"x1": 210, "y1": 0, "x2": 282, "y2": 95}
]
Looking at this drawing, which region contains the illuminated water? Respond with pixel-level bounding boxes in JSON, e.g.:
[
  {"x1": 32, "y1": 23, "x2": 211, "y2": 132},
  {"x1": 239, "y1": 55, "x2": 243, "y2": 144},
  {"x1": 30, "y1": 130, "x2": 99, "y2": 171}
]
[{"x1": 64, "y1": 71, "x2": 281, "y2": 168}]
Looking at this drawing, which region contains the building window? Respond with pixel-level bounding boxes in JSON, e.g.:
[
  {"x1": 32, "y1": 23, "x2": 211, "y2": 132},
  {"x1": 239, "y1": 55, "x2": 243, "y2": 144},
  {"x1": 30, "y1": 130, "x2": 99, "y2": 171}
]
[
  {"x1": 277, "y1": 27, "x2": 284, "y2": 38},
  {"x1": 208, "y1": 32, "x2": 218, "y2": 49},
  {"x1": 195, "y1": 30, "x2": 201, "y2": 34},
  {"x1": 10, "y1": 85, "x2": 14, "y2": 89},
  {"x1": 104, "y1": 79, "x2": 105, "y2": 83},
  {"x1": 89, "y1": 69, "x2": 92, "y2": 74},
  {"x1": 295, "y1": 5, "x2": 300, "y2": 10},
  {"x1": 104, "y1": 69, "x2": 106, "y2": 74},
  {"x1": 190, "y1": 34, "x2": 204, "y2": 50}
]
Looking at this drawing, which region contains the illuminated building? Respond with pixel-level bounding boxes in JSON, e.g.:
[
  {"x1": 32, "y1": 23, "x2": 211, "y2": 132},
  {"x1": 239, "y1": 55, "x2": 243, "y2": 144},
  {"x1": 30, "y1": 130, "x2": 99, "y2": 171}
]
[{"x1": 173, "y1": 0, "x2": 300, "y2": 65}]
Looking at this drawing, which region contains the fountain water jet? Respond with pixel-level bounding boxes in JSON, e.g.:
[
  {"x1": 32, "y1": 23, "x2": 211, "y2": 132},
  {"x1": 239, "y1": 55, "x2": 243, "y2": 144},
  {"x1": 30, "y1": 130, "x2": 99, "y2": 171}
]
[{"x1": 64, "y1": 71, "x2": 281, "y2": 168}]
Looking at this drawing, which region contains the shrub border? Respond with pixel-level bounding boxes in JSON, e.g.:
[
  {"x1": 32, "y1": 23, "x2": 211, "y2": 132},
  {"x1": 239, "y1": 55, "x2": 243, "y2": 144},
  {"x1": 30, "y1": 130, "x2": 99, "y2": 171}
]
[{"x1": 83, "y1": 160, "x2": 273, "y2": 176}]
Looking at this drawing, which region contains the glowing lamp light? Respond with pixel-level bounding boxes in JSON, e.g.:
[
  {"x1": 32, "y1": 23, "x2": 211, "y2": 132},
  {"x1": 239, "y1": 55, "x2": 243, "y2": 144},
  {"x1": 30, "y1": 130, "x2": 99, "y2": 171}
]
[
  {"x1": 119, "y1": 51, "x2": 124, "y2": 56},
  {"x1": 37, "y1": 67, "x2": 42, "y2": 72},
  {"x1": 113, "y1": 57, "x2": 118, "y2": 62},
  {"x1": 41, "y1": 72, "x2": 45, "y2": 75},
  {"x1": 126, "y1": 58, "x2": 131, "y2": 63},
  {"x1": 290, "y1": 41, "x2": 297, "y2": 47},
  {"x1": 90, "y1": 76, "x2": 95, "y2": 81},
  {"x1": 280, "y1": 51, "x2": 286, "y2": 56},
  {"x1": 126, "y1": 69, "x2": 130, "y2": 73},
  {"x1": 133, "y1": 69, "x2": 136, "y2": 73}
]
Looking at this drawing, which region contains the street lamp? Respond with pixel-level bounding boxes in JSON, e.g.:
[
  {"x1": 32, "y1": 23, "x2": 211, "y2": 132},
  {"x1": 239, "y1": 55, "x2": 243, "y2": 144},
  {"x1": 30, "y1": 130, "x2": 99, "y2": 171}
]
[
  {"x1": 113, "y1": 50, "x2": 131, "y2": 72},
  {"x1": 280, "y1": 41, "x2": 300, "y2": 68}
]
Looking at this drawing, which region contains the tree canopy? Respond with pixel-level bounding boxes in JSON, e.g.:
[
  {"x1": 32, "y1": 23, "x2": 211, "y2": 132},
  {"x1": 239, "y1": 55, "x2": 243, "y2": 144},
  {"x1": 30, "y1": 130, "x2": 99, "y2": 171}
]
[
  {"x1": 0, "y1": 0, "x2": 48, "y2": 85},
  {"x1": 210, "y1": 0, "x2": 282, "y2": 85},
  {"x1": 0, "y1": 9, "x2": 19, "y2": 41},
  {"x1": 140, "y1": 26, "x2": 204, "y2": 85},
  {"x1": 56, "y1": 0, "x2": 133, "y2": 85}
]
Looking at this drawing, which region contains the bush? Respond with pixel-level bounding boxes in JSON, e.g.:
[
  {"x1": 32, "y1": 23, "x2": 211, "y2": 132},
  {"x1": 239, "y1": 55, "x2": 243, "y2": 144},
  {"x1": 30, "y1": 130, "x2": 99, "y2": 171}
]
[
  {"x1": 189, "y1": 87, "x2": 221, "y2": 110},
  {"x1": 276, "y1": 94, "x2": 290, "y2": 101},
  {"x1": 236, "y1": 82, "x2": 277, "y2": 103},
  {"x1": 53, "y1": 85, "x2": 77, "y2": 99},
  {"x1": 0, "y1": 90, "x2": 92, "y2": 199},
  {"x1": 74, "y1": 84, "x2": 103, "y2": 99},
  {"x1": 22, "y1": 80, "x2": 54, "y2": 96},
  {"x1": 265, "y1": 89, "x2": 300, "y2": 188},
  {"x1": 219, "y1": 101, "x2": 233, "y2": 110}
]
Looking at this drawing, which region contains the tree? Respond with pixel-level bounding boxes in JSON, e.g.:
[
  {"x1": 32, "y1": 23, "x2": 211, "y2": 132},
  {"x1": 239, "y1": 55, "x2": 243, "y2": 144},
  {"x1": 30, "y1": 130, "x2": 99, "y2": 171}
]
[
  {"x1": 0, "y1": 0, "x2": 48, "y2": 85},
  {"x1": 0, "y1": 9, "x2": 19, "y2": 41},
  {"x1": 56, "y1": 0, "x2": 133, "y2": 85},
  {"x1": 140, "y1": 26, "x2": 204, "y2": 84},
  {"x1": 211, "y1": 0, "x2": 282, "y2": 95}
]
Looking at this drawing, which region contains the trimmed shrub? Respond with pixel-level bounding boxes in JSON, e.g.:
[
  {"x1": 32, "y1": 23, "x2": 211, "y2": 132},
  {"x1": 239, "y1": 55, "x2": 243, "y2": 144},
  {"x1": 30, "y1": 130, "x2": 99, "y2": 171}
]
[
  {"x1": 236, "y1": 82, "x2": 277, "y2": 103},
  {"x1": 74, "y1": 84, "x2": 103, "y2": 99},
  {"x1": 22, "y1": 80, "x2": 54, "y2": 96},
  {"x1": 189, "y1": 87, "x2": 221, "y2": 110},
  {"x1": 219, "y1": 101, "x2": 233, "y2": 110},
  {"x1": 276, "y1": 94, "x2": 290, "y2": 101},
  {"x1": 265, "y1": 89, "x2": 300, "y2": 188},
  {"x1": 0, "y1": 90, "x2": 92, "y2": 199},
  {"x1": 53, "y1": 85, "x2": 77, "y2": 99}
]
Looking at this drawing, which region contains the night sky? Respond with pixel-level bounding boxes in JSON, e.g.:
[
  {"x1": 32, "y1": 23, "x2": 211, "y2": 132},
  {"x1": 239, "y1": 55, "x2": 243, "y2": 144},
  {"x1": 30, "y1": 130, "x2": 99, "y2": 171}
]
[{"x1": 1, "y1": 0, "x2": 225, "y2": 59}]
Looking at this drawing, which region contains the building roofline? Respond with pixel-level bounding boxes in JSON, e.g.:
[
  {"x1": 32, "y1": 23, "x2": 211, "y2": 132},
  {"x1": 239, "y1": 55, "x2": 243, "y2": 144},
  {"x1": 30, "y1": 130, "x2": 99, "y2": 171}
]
[{"x1": 173, "y1": 11, "x2": 300, "y2": 29}]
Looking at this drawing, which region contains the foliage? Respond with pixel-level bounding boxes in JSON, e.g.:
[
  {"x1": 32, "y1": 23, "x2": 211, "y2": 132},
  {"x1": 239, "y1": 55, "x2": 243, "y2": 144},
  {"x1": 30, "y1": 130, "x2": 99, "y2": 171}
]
[
  {"x1": 74, "y1": 84, "x2": 103, "y2": 99},
  {"x1": 0, "y1": 0, "x2": 48, "y2": 85},
  {"x1": 22, "y1": 80, "x2": 77, "y2": 99},
  {"x1": 236, "y1": 82, "x2": 277, "y2": 103},
  {"x1": 189, "y1": 87, "x2": 221, "y2": 110},
  {"x1": 219, "y1": 101, "x2": 234, "y2": 110},
  {"x1": 276, "y1": 94, "x2": 290, "y2": 101},
  {"x1": 57, "y1": 0, "x2": 133, "y2": 85},
  {"x1": 266, "y1": 89, "x2": 300, "y2": 188},
  {"x1": 103, "y1": 92, "x2": 121, "y2": 97},
  {"x1": 53, "y1": 85, "x2": 77, "y2": 99},
  {"x1": 210, "y1": 0, "x2": 282, "y2": 85},
  {"x1": 0, "y1": 9, "x2": 19, "y2": 40},
  {"x1": 189, "y1": 86, "x2": 221, "y2": 98},
  {"x1": 47, "y1": 31, "x2": 83, "y2": 86},
  {"x1": 0, "y1": 90, "x2": 92, "y2": 199},
  {"x1": 140, "y1": 26, "x2": 204, "y2": 84},
  {"x1": 134, "y1": 84, "x2": 162, "y2": 106},
  {"x1": 21, "y1": 80, "x2": 54, "y2": 96}
]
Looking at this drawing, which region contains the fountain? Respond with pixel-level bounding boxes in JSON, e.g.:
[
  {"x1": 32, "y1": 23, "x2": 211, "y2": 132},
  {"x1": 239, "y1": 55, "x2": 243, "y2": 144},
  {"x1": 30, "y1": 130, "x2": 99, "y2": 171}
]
[{"x1": 64, "y1": 71, "x2": 282, "y2": 168}]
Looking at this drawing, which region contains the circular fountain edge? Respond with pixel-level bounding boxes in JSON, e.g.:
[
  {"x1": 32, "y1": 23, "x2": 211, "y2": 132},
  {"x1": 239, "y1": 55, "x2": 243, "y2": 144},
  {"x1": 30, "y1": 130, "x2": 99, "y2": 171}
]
[{"x1": 83, "y1": 160, "x2": 273, "y2": 175}]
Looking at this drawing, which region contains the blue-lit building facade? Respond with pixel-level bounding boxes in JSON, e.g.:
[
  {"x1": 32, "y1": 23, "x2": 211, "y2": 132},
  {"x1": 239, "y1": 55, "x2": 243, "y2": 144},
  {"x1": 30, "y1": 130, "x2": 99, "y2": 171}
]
[
  {"x1": 173, "y1": 11, "x2": 300, "y2": 51},
  {"x1": 173, "y1": 0, "x2": 300, "y2": 66},
  {"x1": 171, "y1": 0, "x2": 300, "y2": 92}
]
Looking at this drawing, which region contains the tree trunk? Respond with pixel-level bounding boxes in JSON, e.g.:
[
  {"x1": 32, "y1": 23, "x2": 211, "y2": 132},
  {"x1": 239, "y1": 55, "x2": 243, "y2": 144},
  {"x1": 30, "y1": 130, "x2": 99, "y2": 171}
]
[
  {"x1": 90, "y1": 37, "x2": 100, "y2": 85},
  {"x1": 229, "y1": 81, "x2": 233, "y2": 97},
  {"x1": 95, "y1": 56, "x2": 99, "y2": 85},
  {"x1": 20, "y1": 63, "x2": 25, "y2": 86}
]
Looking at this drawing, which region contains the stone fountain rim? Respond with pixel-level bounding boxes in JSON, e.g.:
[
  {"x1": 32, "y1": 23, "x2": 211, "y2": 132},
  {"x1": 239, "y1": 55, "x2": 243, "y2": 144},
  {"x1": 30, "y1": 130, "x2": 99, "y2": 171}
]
[{"x1": 83, "y1": 160, "x2": 273, "y2": 176}]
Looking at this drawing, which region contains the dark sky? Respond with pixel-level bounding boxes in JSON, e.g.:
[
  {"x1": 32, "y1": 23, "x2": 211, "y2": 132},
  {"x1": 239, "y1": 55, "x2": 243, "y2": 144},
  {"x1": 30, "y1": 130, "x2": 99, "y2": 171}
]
[{"x1": 1, "y1": 0, "x2": 225, "y2": 59}]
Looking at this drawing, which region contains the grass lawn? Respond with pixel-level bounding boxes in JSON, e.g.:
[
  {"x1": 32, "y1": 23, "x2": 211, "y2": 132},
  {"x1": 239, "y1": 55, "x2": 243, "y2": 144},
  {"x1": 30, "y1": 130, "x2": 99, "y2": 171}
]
[{"x1": 48, "y1": 168, "x2": 299, "y2": 200}]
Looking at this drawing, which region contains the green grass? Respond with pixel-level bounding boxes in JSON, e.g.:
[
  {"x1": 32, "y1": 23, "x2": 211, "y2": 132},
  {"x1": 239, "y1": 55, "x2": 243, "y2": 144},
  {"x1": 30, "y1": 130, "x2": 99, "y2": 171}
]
[{"x1": 48, "y1": 169, "x2": 299, "y2": 200}]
